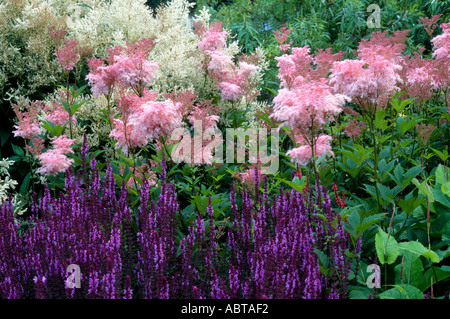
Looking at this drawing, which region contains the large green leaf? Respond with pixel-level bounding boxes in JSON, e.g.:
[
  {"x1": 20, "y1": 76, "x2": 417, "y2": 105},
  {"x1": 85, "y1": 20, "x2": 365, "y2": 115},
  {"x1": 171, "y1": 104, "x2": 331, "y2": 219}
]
[
  {"x1": 375, "y1": 228, "x2": 399, "y2": 265},
  {"x1": 379, "y1": 284, "x2": 424, "y2": 299},
  {"x1": 396, "y1": 241, "x2": 440, "y2": 263},
  {"x1": 394, "y1": 251, "x2": 423, "y2": 286}
]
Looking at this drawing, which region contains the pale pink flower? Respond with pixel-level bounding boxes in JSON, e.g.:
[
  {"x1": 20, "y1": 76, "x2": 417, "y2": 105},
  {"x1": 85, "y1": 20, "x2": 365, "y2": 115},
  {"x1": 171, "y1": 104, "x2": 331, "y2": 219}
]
[
  {"x1": 12, "y1": 101, "x2": 43, "y2": 139},
  {"x1": 207, "y1": 50, "x2": 234, "y2": 72},
  {"x1": 218, "y1": 82, "x2": 243, "y2": 101},
  {"x1": 36, "y1": 149, "x2": 74, "y2": 176},
  {"x1": 51, "y1": 135, "x2": 77, "y2": 154},
  {"x1": 163, "y1": 89, "x2": 199, "y2": 118},
  {"x1": 44, "y1": 101, "x2": 76, "y2": 126},
  {"x1": 330, "y1": 54, "x2": 402, "y2": 111},
  {"x1": 431, "y1": 22, "x2": 450, "y2": 61},
  {"x1": 287, "y1": 134, "x2": 334, "y2": 166},
  {"x1": 109, "y1": 118, "x2": 148, "y2": 154},
  {"x1": 197, "y1": 22, "x2": 229, "y2": 53},
  {"x1": 188, "y1": 104, "x2": 220, "y2": 130},
  {"x1": 55, "y1": 38, "x2": 80, "y2": 71},
  {"x1": 36, "y1": 135, "x2": 76, "y2": 176},
  {"x1": 271, "y1": 80, "x2": 348, "y2": 132},
  {"x1": 131, "y1": 100, "x2": 182, "y2": 141},
  {"x1": 112, "y1": 54, "x2": 159, "y2": 91}
]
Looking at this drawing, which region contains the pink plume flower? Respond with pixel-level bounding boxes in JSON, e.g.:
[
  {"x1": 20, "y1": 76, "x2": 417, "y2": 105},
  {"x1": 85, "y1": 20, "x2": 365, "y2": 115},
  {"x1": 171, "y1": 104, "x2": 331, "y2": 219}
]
[
  {"x1": 35, "y1": 135, "x2": 76, "y2": 176},
  {"x1": 131, "y1": 100, "x2": 182, "y2": 141},
  {"x1": 55, "y1": 38, "x2": 80, "y2": 71},
  {"x1": 271, "y1": 80, "x2": 348, "y2": 132},
  {"x1": 218, "y1": 82, "x2": 243, "y2": 101},
  {"x1": 197, "y1": 22, "x2": 229, "y2": 53},
  {"x1": 44, "y1": 101, "x2": 76, "y2": 126},
  {"x1": 109, "y1": 118, "x2": 148, "y2": 154},
  {"x1": 12, "y1": 101, "x2": 43, "y2": 140},
  {"x1": 287, "y1": 134, "x2": 334, "y2": 166},
  {"x1": 432, "y1": 22, "x2": 450, "y2": 61}
]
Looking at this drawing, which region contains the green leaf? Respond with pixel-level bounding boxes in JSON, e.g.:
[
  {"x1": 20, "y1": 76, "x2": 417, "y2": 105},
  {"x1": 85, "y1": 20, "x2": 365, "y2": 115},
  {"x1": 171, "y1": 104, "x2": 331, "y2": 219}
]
[
  {"x1": 11, "y1": 143, "x2": 24, "y2": 158},
  {"x1": 375, "y1": 227, "x2": 399, "y2": 265},
  {"x1": 442, "y1": 182, "x2": 450, "y2": 197},
  {"x1": 416, "y1": 266, "x2": 450, "y2": 292},
  {"x1": 394, "y1": 251, "x2": 423, "y2": 286},
  {"x1": 277, "y1": 176, "x2": 307, "y2": 193},
  {"x1": 412, "y1": 178, "x2": 434, "y2": 203},
  {"x1": 20, "y1": 171, "x2": 31, "y2": 195},
  {"x1": 436, "y1": 164, "x2": 449, "y2": 185},
  {"x1": 379, "y1": 285, "x2": 424, "y2": 299},
  {"x1": 374, "y1": 109, "x2": 387, "y2": 131},
  {"x1": 396, "y1": 241, "x2": 440, "y2": 263}
]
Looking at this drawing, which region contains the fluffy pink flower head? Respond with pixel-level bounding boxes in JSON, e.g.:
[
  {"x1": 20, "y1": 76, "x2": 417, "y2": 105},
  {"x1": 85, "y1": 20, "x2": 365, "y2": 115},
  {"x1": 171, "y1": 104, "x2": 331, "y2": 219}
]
[
  {"x1": 197, "y1": 22, "x2": 229, "y2": 53},
  {"x1": 112, "y1": 54, "x2": 159, "y2": 93},
  {"x1": 86, "y1": 58, "x2": 120, "y2": 97},
  {"x1": 432, "y1": 21, "x2": 450, "y2": 61},
  {"x1": 55, "y1": 38, "x2": 80, "y2": 71},
  {"x1": 207, "y1": 50, "x2": 234, "y2": 72},
  {"x1": 330, "y1": 54, "x2": 402, "y2": 111},
  {"x1": 163, "y1": 89, "x2": 198, "y2": 118},
  {"x1": 287, "y1": 134, "x2": 334, "y2": 166},
  {"x1": 44, "y1": 101, "x2": 76, "y2": 126},
  {"x1": 109, "y1": 118, "x2": 148, "y2": 154},
  {"x1": 357, "y1": 30, "x2": 410, "y2": 65},
  {"x1": 12, "y1": 101, "x2": 43, "y2": 139},
  {"x1": 51, "y1": 135, "x2": 77, "y2": 155},
  {"x1": 219, "y1": 82, "x2": 243, "y2": 101},
  {"x1": 131, "y1": 100, "x2": 182, "y2": 141},
  {"x1": 35, "y1": 135, "x2": 76, "y2": 176},
  {"x1": 271, "y1": 80, "x2": 348, "y2": 132},
  {"x1": 188, "y1": 102, "x2": 220, "y2": 130}
]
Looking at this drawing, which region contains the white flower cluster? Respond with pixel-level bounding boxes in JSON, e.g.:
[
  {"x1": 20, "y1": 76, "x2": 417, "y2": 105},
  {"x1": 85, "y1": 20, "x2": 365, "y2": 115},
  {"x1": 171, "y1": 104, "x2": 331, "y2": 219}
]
[{"x1": 0, "y1": 158, "x2": 18, "y2": 205}]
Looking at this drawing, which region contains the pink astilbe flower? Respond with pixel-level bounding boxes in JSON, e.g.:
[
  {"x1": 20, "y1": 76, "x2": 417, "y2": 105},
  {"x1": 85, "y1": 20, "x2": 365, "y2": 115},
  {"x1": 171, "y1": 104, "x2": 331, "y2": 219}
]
[
  {"x1": 218, "y1": 82, "x2": 243, "y2": 101},
  {"x1": 343, "y1": 119, "x2": 366, "y2": 141},
  {"x1": 55, "y1": 38, "x2": 80, "y2": 71},
  {"x1": 430, "y1": 21, "x2": 450, "y2": 93},
  {"x1": 112, "y1": 54, "x2": 159, "y2": 95},
  {"x1": 12, "y1": 101, "x2": 43, "y2": 139},
  {"x1": 275, "y1": 46, "x2": 344, "y2": 89},
  {"x1": 86, "y1": 57, "x2": 120, "y2": 98},
  {"x1": 196, "y1": 22, "x2": 229, "y2": 53},
  {"x1": 400, "y1": 55, "x2": 439, "y2": 106},
  {"x1": 86, "y1": 38, "x2": 158, "y2": 98},
  {"x1": 131, "y1": 100, "x2": 182, "y2": 141},
  {"x1": 287, "y1": 134, "x2": 334, "y2": 166},
  {"x1": 36, "y1": 135, "x2": 76, "y2": 176},
  {"x1": 419, "y1": 14, "x2": 443, "y2": 38},
  {"x1": 163, "y1": 89, "x2": 199, "y2": 118},
  {"x1": 271, "y1": 80, "x2": 348, "y2": 132},
  {"x1": 188, "y1": 101, "x2": 221, "y2": 130},
  {"x1": 109, "y1": 118, "x2": 148, "y2": 154},
  {"x1": 26, "y1": 137, "x2": 45, "y2": 157},
  {"x1": 357, "y1": 30, "x2": 410, "y2": 65},
  {"x1": 330, "y1": 55, "x2": 402, "y2": 112},
  {"x1": 44, "y1": 101, "x2": 76, "y2": 126},
  {"x1": 273, "y1": 26, "x2": 293, "y2": 53}
]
